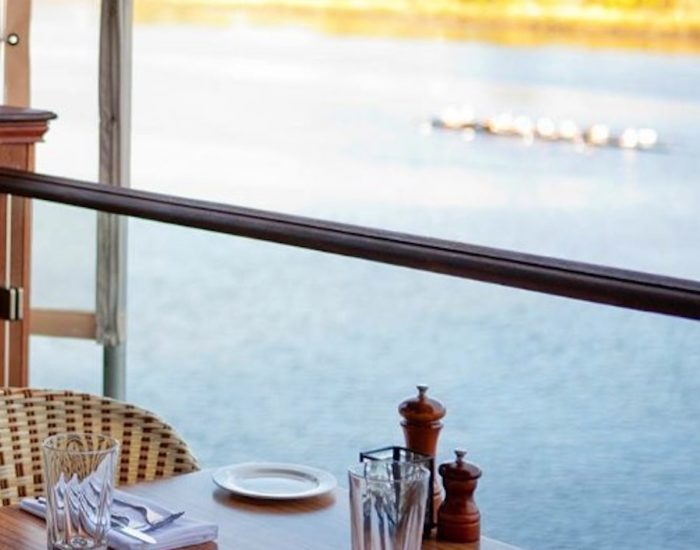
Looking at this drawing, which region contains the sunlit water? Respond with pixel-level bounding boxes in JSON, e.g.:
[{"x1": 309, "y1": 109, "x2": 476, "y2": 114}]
[{"x1": 27, "y1": 2, "x2": 700, "y2": 549}]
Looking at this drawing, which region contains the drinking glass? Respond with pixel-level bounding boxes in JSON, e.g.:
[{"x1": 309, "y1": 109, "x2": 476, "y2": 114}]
[
  {"x1": 348, "y1": 461, "x2": 429, "y2": 550},
  {"x1": 42, "y1": 433, "x2": 120, "y2": 550}
]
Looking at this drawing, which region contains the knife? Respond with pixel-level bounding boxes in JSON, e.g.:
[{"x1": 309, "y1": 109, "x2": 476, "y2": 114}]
[{"x1": 113, "y1": 524, "x2": 157, "y2": 544}]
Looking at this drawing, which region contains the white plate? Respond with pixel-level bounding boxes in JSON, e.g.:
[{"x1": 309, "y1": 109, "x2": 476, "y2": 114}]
[{"x1": 212, "y1": 462, "x2": 337, "y2": 500}]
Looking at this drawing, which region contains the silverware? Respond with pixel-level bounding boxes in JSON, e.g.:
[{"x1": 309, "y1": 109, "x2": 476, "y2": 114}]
[
  {"x1": 142, "y1": 510, "x2": 185, "y2": 531},
  {"x1": 112, "y1": 495, "x2": 183, "y2": 527},
  {"x1": 114, "y1": 509, "x2": 185, "y2": 532},
  {"x1": 37, "y1": 495, "x2": 181, "y2": 537},
  {"x1": 88, "y1": 480, "x2": 185, "y2": 529},
  {"x1": 112, "y1": 524, "x2": 157, "y2": 544}
]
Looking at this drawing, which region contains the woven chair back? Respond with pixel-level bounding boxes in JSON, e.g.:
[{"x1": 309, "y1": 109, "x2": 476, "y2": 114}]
[{"x1": 0, "y1": 388, "x2": 199, "y2": 506}]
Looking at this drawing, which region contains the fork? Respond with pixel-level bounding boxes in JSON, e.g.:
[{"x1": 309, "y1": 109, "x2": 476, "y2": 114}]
[
  {"x1": 112, "y1": 495, "x2": 184, "y2": 528},
  {"x1": 112, "y1": 509, "x2": 184, "y2": 532},
  {"x1": 88, "y1": 479, "x2": 183, "y2": 528}
]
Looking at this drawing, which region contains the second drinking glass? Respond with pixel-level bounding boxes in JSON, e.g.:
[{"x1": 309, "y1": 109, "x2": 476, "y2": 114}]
[{"x1": 348, "y1": 461, "x2": 429, "y2": 550}]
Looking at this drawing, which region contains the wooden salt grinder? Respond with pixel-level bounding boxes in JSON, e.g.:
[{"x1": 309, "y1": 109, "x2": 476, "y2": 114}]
[
  {"x1": 437, "y1": 449, "x2": 482, "y2": 543},
  {"x1": 398, "y1": 384, "x2": 446, "y2": 525}
]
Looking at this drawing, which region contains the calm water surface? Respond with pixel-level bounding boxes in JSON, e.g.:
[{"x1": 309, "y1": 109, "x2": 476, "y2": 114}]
[{"x1": 28, "y1": 3, "x2": 700, "y2": 549}]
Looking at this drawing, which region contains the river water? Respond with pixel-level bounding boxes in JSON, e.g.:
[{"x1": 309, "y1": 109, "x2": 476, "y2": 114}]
[{"x1": 27, "y1": 2, "x2": 700, "y2": 549}]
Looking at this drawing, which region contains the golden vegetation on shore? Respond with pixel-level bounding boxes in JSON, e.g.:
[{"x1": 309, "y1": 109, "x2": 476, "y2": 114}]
[{"x1": 134, "y1": 0, "x2": 700, "y2": 53}]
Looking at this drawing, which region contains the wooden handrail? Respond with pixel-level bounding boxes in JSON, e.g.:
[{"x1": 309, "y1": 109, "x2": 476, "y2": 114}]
[{"x1": 0, "y1": 168, "x2": 698, "y2": 321}]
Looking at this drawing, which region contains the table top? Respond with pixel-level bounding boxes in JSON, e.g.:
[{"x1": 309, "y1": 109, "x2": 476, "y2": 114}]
[{"x1": 0, "y1": 469, "x2": 522, "y2": 550}]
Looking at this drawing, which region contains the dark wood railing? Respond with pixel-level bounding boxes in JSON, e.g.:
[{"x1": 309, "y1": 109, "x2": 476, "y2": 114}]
[{"x1": 0, "y1": 168, "x2": 699, "y2": 321}]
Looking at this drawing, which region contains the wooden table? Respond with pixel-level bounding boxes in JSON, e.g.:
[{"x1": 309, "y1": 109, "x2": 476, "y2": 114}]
[{"x1": 0, "y1": 469, "x2": 522, "y2": 549}]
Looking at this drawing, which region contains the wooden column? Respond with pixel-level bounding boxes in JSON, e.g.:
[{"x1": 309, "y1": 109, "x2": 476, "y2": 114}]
[
  {"x1": 4, "y1": 0, "x2": 32, "y2": 107},
  {"x1": 0, "y1": 106, "x2": 55, "y2": 387}
]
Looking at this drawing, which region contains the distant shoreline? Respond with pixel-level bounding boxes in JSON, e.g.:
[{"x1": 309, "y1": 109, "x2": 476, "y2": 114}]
[{"x1": 135, "y1": 0, "x2": 700, "y2": 53}]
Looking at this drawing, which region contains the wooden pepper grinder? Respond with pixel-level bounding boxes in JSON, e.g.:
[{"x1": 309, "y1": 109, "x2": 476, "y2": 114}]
[
  {"x1": 398, "y1": 384, "x2": 446, "y2": 525},
  {"x1": 437, "y1": 449, "x2": 482, "y2": 543}
]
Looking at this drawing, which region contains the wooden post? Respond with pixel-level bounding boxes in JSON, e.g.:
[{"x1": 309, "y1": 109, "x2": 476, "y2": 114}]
[
  {"x1": 4, "y1": 0, "x2": 31, "y2": 107},
  {"x1": 0, "y1": 106, "x2": 55, "y2": 387}
]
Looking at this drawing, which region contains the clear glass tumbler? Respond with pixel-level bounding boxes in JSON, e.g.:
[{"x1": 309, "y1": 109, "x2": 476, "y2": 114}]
[
  {"x1": 42, "y1": 433, "x2": 120, "y2": 550},
  {"x1": 349, "y1": 461, "x2": 429, "y2": 550}
]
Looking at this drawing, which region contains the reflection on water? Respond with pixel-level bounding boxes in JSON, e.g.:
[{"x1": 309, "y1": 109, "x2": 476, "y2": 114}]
[
  {"x1": 29, "y1": 2, "x2": 700, "y2": 550},
  {"x1": 134, "y1": 0, "x2": 700, "y2": 54}
]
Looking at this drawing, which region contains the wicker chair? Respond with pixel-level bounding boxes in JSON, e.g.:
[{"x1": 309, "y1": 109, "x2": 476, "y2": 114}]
[{"x1": 0, "y1": 388, "x2": 199, "y2": 506}]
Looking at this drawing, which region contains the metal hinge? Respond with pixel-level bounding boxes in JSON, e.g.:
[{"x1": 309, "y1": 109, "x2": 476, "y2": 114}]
[{"x1": 0, "y1": 287, "x2": 23, "y2": 321}]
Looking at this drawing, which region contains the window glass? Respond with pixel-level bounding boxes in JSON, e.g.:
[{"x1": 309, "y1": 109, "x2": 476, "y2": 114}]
[
  {"x1": 32, "y1": 1, "x2": 99, "y2": 310},
  {"x1": 129, "y1": 8, "x2": 700, "y2": 278},
  {"x1": 25, "y1": 4, "x2": 700, "y2": 550},
  {"x1": 123, "y1": 217, "x2": 700, "y2": 550},
  {"x1": 30, "y1": 1, "x2": 100, "y2": 379}
]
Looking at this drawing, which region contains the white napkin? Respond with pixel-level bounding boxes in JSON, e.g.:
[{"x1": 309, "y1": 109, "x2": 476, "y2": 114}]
[{"x1": 20, "y1": 489, "x2": 218, "y2": 550}]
